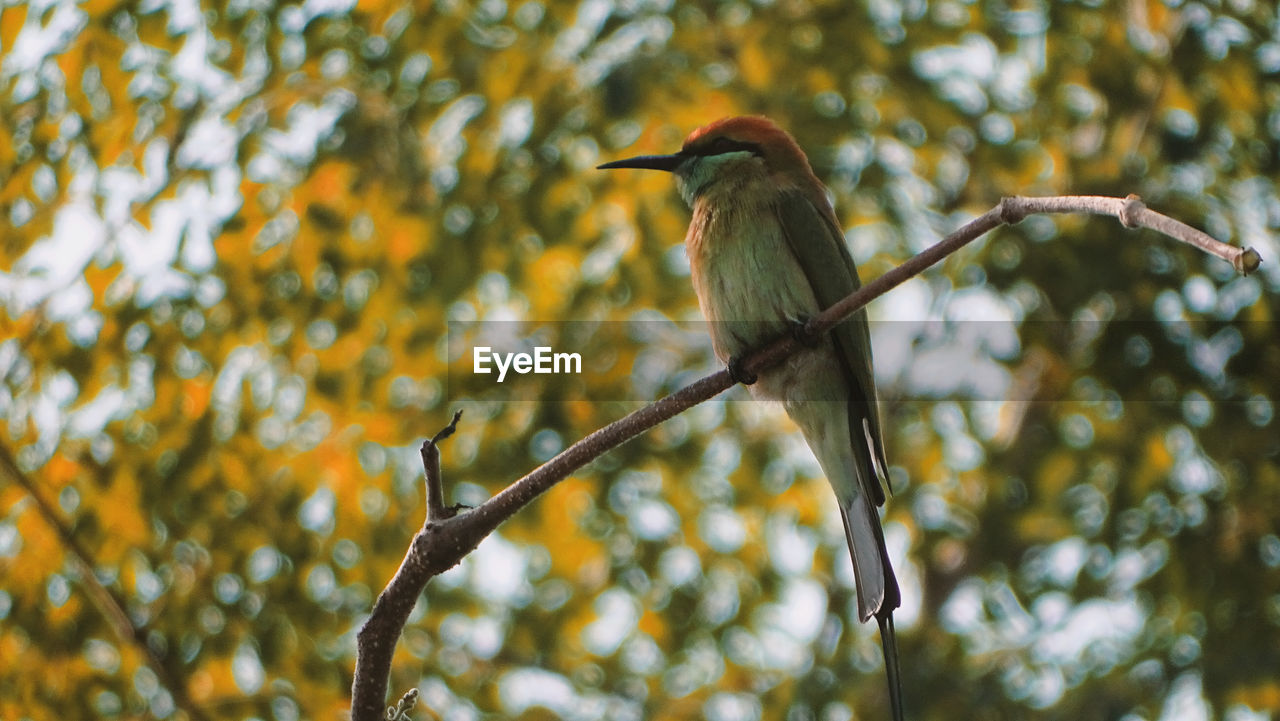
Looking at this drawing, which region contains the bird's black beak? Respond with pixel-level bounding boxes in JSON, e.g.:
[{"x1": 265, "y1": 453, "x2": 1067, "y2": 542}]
[{"x1": 596, "y1": 153, "x2": 684, "y2": 172}]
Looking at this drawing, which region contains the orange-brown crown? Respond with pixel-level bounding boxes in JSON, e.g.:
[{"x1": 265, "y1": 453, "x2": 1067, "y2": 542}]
[{"x1": 681, "y1": 115, "x2": 814, "y2": 177}]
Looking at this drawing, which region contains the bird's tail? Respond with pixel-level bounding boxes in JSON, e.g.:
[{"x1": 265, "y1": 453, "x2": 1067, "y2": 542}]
[
  {"x1": 877, "y1": 609, "x2": 904, "y2": 721},
  {"x1": 790, "y1": 400, "x2": 903, "y2": 719},
  {"x1": 841, "y1": 505, "x2": 904, "y2": 721}
]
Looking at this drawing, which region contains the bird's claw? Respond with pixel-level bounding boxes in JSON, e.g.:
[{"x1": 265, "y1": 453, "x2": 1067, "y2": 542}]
[
  {"x1": 788, "y1": 315, "x2": 821, "y2": 348},
  {"x1": 727, "y1": 355, "x2": 757, "y2": 385}
]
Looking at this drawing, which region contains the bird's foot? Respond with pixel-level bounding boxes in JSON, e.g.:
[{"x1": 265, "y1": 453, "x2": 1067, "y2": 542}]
[
  {"x1": 787, "y1": 315, "x2": 821, "y2": 348},
  {"x1": 727, "y1": 355, "x2": 757, "y2": 385}
]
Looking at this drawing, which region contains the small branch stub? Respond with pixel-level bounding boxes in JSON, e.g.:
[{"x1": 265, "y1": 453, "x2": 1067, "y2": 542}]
[
  {"x1": 1119, "y1": 194, "x2": 1144, "y2": 228},
  {"x1": 423, "y1": 410, "x2": 463, "y2": 523}
]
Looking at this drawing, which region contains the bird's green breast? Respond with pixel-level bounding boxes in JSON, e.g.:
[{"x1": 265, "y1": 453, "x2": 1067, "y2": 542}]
[{"x1": 685, "y1": 196, "x2": 821, "y2": 361}]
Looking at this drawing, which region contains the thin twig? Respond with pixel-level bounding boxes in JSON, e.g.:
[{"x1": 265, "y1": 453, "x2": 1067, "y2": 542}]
[
  {"x1": 430, "y1": 410, "x2": 463, "y2": 445},
  {"x1": 350, "y1": 194, "x2": 1260, "y2": 719},
  {"x1": 0, "y1": 443, "x2": 210, "y2": 721},
  {"x1": 1011, "y1": 194, "x2": 1260, "y2": 274},
  {"x1": 423, "y1": 409, "x2": 462, "y2": 522},
  {"x1": 807, "y1": 195, "x2": 1259, "y2": 353}
]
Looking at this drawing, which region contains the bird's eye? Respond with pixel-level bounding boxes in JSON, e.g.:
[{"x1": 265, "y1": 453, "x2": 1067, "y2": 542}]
[
  {"x1": 688, "y1": 135, "x2": 760, "y2": 158},
  {"x1": 709, "y1": 137, "x2": 737, "y2": 154},
  {"x1": 697, "y1": 136, "x2": 760, "y2": 157}
]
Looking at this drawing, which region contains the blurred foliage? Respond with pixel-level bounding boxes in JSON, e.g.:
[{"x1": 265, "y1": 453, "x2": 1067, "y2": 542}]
[{"x1": 2, "y1": 0, "x2": 1280, "y2": 720}]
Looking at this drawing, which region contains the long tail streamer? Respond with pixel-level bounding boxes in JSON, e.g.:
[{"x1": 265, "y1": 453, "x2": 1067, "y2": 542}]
[{"x1": 877, "y1": 611, "x2": 904, "y2": 721}]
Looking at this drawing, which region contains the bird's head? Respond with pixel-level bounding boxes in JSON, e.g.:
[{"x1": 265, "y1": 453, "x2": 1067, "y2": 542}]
[{"x1": 598, "y1": 115, "x2": 818, "y2": 205}]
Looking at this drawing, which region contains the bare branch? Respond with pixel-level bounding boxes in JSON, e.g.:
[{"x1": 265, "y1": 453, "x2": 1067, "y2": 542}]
[
  {"x1": 1003, "y1": 194, "x2": 1261, "y2": 274},
  {"x1": 0, "y1": 443, "x2": 211, "y2": 721},
  {"x1": 352, "y1": 412, "x2": 466, "y2": 721},
  {"x1": 439, "y1": 372, "x2": 732, "y2": 550},
  {"x1": 351, "y1": 194, "x2": 1260, "y2": 718},
  {"x1": 352, "y1": 530, "x2": 437, "y2": 721}
]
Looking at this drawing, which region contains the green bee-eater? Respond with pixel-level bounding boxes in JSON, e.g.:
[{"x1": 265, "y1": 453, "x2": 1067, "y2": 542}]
[{"x1": 600, "y1": 115, "x2": 903, "y2": 721}]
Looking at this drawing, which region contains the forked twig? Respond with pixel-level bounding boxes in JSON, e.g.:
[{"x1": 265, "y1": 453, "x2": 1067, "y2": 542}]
[{"x1": 423, "y1": 409, "x2": 462, "y2": 522}]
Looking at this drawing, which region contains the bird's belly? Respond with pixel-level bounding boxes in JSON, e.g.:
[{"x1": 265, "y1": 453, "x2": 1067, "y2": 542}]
[{"x1": 687, "y1": 206, "x2": 838, "y2": 402}]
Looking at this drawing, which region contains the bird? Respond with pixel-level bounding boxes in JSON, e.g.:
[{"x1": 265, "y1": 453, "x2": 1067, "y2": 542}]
[{"x1": 599, "y1": 115, "x2": 903, "y2": 721}]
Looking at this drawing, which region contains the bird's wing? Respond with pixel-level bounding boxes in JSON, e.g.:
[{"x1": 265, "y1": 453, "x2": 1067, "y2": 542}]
[{"x1": 773, "y1": 188, "x2": 890, "y2": 503}]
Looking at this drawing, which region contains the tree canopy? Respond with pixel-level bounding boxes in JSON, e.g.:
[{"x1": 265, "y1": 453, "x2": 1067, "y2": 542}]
[{"x1": 2, "y1": 1, "x2": 1278, "y2": 720}]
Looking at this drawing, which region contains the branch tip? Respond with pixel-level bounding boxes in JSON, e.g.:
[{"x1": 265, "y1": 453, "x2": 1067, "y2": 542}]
[
  {"x1": 430, "y1": 410, "x2": 464, "y2": 446},
  {"x1": 1236, "y1": 247, "x2": 1262, "y2": 275}
]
